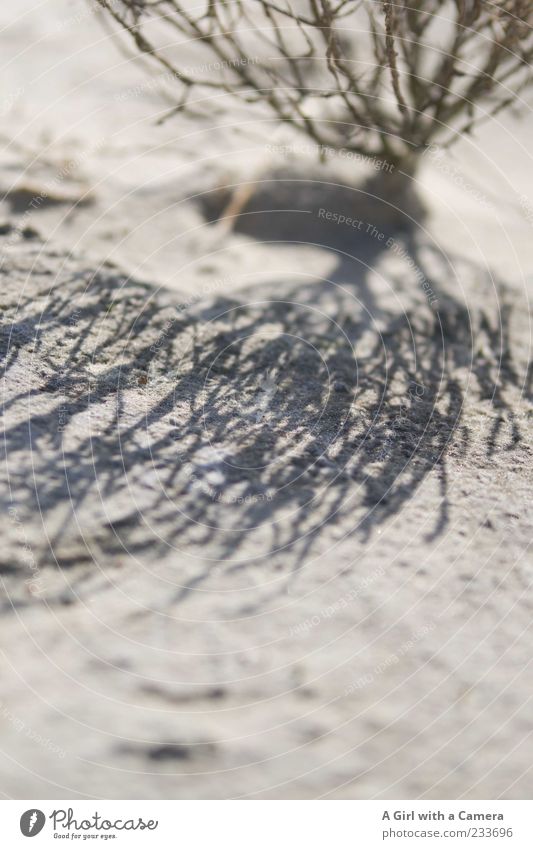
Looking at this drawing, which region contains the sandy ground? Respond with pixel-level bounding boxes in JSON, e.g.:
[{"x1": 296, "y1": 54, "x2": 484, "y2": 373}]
[{"x1": 0, "y1": 0, "x2": 532, "y2": 799}]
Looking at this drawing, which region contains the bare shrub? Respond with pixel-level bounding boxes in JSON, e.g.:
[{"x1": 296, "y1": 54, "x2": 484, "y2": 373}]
[{"x1": 97, "y1": 1, "x2": 533, "y2": 171}]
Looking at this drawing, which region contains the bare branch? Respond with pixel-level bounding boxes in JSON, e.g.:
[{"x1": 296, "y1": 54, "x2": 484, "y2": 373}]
[{"x1": 95, "y1": 0, "x2": 533, "y2": 169}]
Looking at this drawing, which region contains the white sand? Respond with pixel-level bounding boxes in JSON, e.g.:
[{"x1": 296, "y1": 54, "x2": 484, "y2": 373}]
[{"x1": 0, "y1": 0, "x2": 532, "y2": 799}]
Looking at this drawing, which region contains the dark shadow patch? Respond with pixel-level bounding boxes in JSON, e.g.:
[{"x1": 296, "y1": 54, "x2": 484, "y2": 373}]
[{"x1": 0, "y1": 215, "x2": 528, "y2": 603}]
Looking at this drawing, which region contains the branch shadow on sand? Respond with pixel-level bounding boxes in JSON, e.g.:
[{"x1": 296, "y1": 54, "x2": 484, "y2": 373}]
[{"x1": 0, "y1": 173, "x2": 529, "y2": 604}]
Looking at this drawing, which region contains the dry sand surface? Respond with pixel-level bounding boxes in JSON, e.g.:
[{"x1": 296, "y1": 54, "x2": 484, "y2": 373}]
[{"x1": 0, "y1": 0, "x2": 532, "y2": 799}]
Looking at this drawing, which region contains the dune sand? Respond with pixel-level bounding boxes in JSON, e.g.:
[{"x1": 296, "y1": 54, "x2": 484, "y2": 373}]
[{"x1": 0, "y1": 0, "x2": 532, "y2": 798}]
